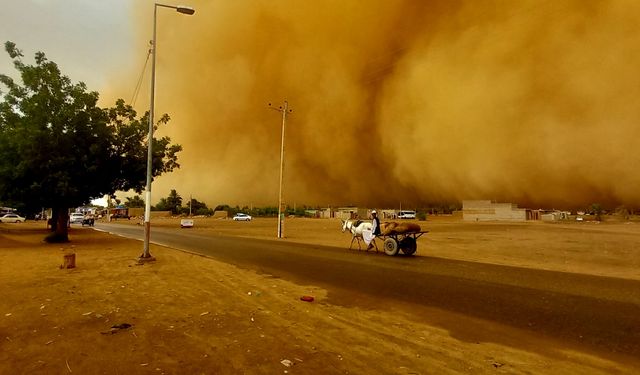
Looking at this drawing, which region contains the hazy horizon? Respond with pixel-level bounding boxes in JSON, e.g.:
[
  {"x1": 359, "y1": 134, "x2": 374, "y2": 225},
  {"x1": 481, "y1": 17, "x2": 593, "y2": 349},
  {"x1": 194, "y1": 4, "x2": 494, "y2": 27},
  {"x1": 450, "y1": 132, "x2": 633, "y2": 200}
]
[{"x1": 5, "y1": 1, "x2": 640, "y2": 210}]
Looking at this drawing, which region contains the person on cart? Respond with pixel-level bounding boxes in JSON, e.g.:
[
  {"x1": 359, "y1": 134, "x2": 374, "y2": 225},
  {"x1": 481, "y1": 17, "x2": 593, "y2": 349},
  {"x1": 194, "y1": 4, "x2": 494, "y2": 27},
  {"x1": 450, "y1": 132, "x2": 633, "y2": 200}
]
[{"x1": 364, "y1": 210, "x2": 381, "y2": 250}]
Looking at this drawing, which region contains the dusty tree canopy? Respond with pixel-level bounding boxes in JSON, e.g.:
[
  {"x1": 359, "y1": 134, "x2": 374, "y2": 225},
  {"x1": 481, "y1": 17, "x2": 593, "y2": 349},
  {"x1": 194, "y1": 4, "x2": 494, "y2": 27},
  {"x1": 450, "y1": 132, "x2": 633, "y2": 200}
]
[{"x1": 0, "y1": 41, "x2": 182, "y2": 241}]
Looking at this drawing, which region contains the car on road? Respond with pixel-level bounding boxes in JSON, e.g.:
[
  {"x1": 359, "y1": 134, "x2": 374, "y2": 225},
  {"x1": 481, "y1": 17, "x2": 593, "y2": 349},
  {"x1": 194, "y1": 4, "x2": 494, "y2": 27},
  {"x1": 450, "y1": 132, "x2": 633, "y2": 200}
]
[
  {"x1": 69, "y1": 213, "x2": 85, "y2": 224},
  {"x1": 180, "y1": 219, "x2": 194, "y2": 228},
  {"x1": 0, "y1": 213, "x2": 25, "y2": 223},
  {"x1": 398, "y1": 210, "x2": 416, "y2": 219},
  {"x1": 232, "y1": 213, "x2": 252, "y2": 221}
]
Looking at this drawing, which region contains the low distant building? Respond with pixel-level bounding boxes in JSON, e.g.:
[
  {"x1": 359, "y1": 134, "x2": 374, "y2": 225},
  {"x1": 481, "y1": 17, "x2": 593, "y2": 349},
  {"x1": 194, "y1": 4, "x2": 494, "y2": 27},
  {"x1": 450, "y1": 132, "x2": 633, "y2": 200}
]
[
  {"x1": 317, "y1": 208, "x2": 332, "y2": 219},
  {"x1": 526, "y1": 209, "x2": 542, "y2": 221},
  {"x1": 303, "y1": 208, "x2": 333, "y2": 218},
  {"x1": 462, "y1": 200, "x2": 526, "y2": 222},
  {"x1": 540, "y1": 211, "x2": 571, "y2": 222},
  {"x1": 379, "y1": 209, "x2": 397, "y2": 220},
  {"x1": 334, "y1": 207, "x2": 361, "y2": 220}
]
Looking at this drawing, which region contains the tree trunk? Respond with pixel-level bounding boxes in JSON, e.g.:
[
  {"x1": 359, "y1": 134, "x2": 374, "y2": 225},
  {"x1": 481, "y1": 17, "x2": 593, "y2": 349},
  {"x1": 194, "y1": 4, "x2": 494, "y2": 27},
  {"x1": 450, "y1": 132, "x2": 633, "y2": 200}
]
[
  {"x1": 49, "y1": 207, "x2": 59, "y2": 232},
  {"x1": 45, "y1": 207, "x2": 69, "y2": 243},
  {"x1": 56, "y1": 209, "x2": 69, "y2": 239}
]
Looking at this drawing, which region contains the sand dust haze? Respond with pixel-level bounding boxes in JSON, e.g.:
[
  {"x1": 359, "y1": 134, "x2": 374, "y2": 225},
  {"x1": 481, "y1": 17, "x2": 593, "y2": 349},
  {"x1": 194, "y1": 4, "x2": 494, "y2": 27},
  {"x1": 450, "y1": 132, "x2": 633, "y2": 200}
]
[{"x1": 124, "y1": 0, "x2": 640, "y2": 209}]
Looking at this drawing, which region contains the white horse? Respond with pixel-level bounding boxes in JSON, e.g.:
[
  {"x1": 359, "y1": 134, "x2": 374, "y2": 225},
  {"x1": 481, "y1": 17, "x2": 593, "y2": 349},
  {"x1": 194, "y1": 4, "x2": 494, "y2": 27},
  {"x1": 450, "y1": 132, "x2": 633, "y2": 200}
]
[{"x1": 341, "y1": 219, "x2": 374, "y2": 251}]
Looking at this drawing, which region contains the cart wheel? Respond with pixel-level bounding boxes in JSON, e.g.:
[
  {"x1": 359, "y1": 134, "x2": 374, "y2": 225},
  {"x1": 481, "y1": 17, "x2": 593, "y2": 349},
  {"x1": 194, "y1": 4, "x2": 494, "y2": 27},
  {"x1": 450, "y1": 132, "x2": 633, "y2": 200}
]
[
  {"x1": 400, "y1": 237, "x2": 417, "y2": 256},
  {"x1": 383, "y1": 238, "x2": 399, "y2": 256}
]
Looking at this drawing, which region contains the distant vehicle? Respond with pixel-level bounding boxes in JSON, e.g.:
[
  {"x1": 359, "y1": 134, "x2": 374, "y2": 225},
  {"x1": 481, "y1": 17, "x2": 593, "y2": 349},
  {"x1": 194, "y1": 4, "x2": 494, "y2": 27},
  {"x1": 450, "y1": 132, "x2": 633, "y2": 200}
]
[
  {"x1": 0, "y1": 213, "x2": 25, "y2": 223},
  {"x1": 398, "y1": 210, "x2": 416, "y2": 219},
  {"x1": 109, "y1": 207, "x2": 130, "y2": 220},
  {"x1": 233, "y1": 213, "x2": 252, "y2": 221},
  {"x1": 82, "y1": 214, "x2": 95, "y2": 227},
  {"x1": 0, "y1": 207, "x2": 16, "y2": 216},
  {"x1": 69, "y1": 213, "x2": 84, "y2": 224}
]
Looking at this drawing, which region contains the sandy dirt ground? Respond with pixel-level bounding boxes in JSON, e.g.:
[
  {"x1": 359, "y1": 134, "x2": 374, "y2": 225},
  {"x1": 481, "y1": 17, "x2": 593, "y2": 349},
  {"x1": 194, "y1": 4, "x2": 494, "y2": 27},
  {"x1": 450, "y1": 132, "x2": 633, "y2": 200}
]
[{"x1": 1, "y1": 215, "x2": 639, "y2": 374}]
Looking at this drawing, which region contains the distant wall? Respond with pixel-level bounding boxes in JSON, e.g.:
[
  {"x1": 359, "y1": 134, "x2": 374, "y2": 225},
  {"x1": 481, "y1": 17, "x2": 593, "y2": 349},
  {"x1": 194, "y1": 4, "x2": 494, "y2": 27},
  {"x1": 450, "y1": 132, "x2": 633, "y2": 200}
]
[
  {"x1": 125, "y1": 209, "x2": 172, "y2": 218},
  {"x1": 128, "y1": 208, "x2": 144, "y2": 217},
  {"x1": 462, "y1": 200, "x2": 526, "y2": 222},
  {"x1": 212, "y1": 210, "x2": 228, "y2": 219},
  {"x1": 379, "y1": 210, "x2": 397, "y2": 220},
  {"x1": 151, "y1": 211, "x2": 172, "y2": 218},
  {"x1": 541, "y1": 211, "x2": 570, "y2": 222},
  {"x1": 335, "y1": 208, "x2": 359, "y2": 220},
  {"x1": 318, "y1": 208, "x2": 332, "y2": 218},
  {"x1": 126, "y1": 208, "x2": 170, "y2": 218}
]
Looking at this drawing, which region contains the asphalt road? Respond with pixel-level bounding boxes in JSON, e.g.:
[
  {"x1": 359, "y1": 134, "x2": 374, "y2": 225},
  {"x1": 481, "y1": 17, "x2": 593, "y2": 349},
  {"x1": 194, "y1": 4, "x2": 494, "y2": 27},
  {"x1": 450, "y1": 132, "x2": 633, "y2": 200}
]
[{"x1": 96, "y1": 222, "x2": 640, "y2": 363}]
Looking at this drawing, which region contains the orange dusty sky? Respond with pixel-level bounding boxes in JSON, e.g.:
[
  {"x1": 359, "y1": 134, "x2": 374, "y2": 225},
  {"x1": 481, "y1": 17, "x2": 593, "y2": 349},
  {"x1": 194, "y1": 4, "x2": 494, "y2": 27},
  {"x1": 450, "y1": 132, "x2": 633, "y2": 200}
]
[{"x1": 5, "y1": 1, "x2": 640, "y2": 209}]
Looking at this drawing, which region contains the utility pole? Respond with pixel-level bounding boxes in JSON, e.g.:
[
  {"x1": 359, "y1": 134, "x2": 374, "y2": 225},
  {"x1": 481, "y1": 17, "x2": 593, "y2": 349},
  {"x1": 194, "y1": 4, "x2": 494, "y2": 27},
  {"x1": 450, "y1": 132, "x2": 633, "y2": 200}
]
[
  {"x1": 269, "y1": 100, "x2": 293, "y2": 238},
  {"x1": 140, "y1": 3, "x2": 195, "y2": 262}
]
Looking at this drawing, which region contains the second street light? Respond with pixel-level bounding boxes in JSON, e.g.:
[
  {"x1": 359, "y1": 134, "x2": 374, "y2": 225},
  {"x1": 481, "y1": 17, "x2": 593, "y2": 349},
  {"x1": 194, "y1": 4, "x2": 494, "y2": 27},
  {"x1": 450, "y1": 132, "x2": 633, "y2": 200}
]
[{"x1": 140, "y1": 3, "x2": 195, "y2": 261}]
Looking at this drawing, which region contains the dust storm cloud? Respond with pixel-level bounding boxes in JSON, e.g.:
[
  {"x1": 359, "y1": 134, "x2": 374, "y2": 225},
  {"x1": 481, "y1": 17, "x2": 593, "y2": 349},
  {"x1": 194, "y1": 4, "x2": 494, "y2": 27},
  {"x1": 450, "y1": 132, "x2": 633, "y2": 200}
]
[{"x1": 131, "y1": 0, "x2": 640, "y2": 209}]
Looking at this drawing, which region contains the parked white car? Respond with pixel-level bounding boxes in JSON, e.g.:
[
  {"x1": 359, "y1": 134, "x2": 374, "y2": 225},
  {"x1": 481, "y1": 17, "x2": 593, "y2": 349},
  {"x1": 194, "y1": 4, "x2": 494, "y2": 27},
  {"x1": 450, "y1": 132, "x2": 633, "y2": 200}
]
[
  {"x1": 0, "y1": 213, "x2": 25, "y2": 223},
  {"x1": 69, "y1": 213, "x2": 85, "y2": 224},
  {"x1": 398, "y1": 210, "x2": 416, "y2": 219},
  {"x1": 180, "y1": 219, "x2": 194, "y2": 228},
  {"x1": 232, "y1": 213, "x2": 252, "y2": 221}
]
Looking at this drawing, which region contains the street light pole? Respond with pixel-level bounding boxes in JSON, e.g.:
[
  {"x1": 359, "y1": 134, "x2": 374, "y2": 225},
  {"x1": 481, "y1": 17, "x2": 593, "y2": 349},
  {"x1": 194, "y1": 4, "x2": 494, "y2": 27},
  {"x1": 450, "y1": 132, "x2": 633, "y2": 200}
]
[
  {"x1": 140, "y1": 3, "x2": 195, "y2": 261},
  {"x1": 269, "y1": 101, "x2": 292, "y2": 239}
]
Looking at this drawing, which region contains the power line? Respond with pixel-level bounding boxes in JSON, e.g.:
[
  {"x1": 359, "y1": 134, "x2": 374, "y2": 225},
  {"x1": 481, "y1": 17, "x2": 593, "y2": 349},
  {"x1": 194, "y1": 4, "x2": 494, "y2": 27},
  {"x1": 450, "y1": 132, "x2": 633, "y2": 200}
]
[{"x1": 130, "y1": 44, "x2": 152, "y2": 107}]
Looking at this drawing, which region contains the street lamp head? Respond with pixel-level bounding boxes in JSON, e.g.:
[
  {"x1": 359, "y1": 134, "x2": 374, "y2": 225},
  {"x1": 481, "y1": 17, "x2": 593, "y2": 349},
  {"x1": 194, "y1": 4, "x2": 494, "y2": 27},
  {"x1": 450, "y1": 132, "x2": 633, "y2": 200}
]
[{"x1": 177, "y1": 6, "x2": 195, "y2": 15}]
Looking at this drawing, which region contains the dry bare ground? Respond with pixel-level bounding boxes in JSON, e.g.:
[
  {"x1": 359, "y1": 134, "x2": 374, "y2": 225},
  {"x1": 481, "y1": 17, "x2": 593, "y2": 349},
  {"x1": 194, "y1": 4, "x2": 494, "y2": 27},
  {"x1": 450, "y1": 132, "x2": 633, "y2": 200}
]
[{"x1": 1, "y1": 215, "x2": 639, "y2": 374}]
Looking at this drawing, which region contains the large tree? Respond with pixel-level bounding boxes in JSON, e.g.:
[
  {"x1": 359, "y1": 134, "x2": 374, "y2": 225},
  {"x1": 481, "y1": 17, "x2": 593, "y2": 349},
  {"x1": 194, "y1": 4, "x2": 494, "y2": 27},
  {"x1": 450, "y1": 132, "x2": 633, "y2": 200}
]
[
  {"x1": 185, "y1": 197, "x2": 213, "y2": 216},
  {"x1": 125, "y1": 195, "x2": 145, "y2": 208},
  {"x1": 155, "y1": 189, "x2": 182, "y2": 215},
  {"x1": 0, "y1": 42, "x2": 182, "y2": 242}
]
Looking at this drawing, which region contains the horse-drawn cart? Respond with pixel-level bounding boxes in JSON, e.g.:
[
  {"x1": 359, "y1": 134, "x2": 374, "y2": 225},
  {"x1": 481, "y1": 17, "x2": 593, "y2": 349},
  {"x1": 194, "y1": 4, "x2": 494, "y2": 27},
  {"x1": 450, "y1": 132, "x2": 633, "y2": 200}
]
[
  {"x1": 342, "y1": 219, "x2": 428, "y2": 256},
  {"x1": 378, "y1": 231, "x2": 428, "y2": 256}
]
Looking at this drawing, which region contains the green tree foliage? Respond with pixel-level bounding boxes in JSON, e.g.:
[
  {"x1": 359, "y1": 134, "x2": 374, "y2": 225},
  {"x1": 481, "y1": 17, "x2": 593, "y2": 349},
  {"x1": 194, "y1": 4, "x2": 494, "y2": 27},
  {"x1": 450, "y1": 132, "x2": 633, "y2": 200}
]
[
  {"x1": 214, "y1": 204, "x2": 233, "y2": 212},
  {"x1": 214, "y1": 204, "x2": 276, "y2": 217},
  {"x1": 284, "y1": 205, "x2": 308, "y2": 217},
  {"x1": 155, "y1": 189, "x2": 182, "y2": 214},
  {"x1": 107, "y1": 195, "x2": 121, "y2": 208},
  {"x1": 0, "y1": 42, "x2": 182, "y2": 242},
  {"x1": 615, "y1": 206, "x2": 630, "y2": 221},
  {"x1": 247, "y1": 206, "x2": 278, "y2": 217},
  {"x1": 590, "y1": 203, "x2": 603, "y2": 221},
  {"x1": 155, "y1": 191, "x2": 214, "y2": 216},
  {"x1": 185, "y1": 197, "x2": 213, "y2": 216},
  {"x1": 125, "y1": 195, "x2": 145, "y2": 208},
  {"x1": 155, "y1": 199, "x2": 168, "y2": 212}
]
